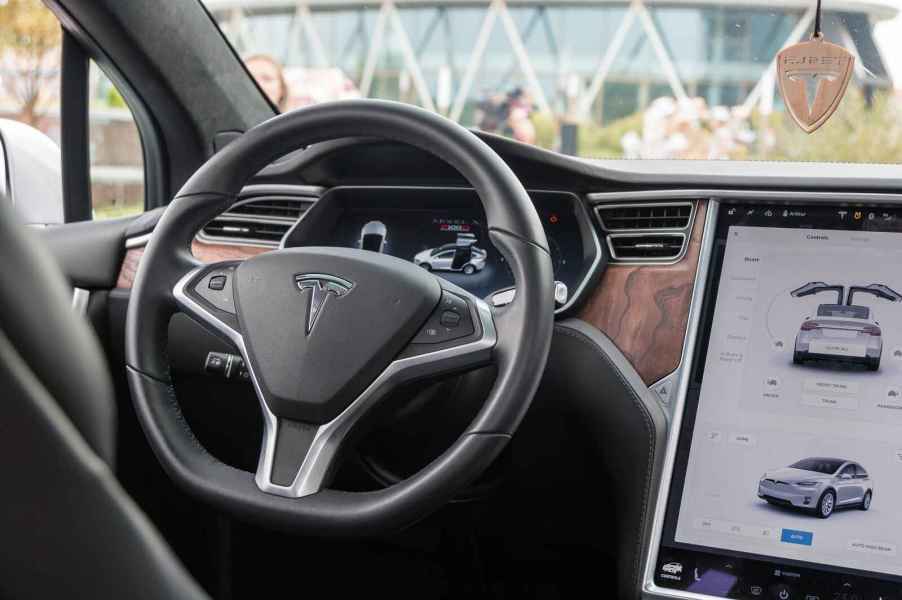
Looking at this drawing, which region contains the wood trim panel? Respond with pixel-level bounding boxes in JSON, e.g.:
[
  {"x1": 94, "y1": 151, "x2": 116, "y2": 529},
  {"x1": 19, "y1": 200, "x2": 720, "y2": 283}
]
[
  {"x1": 579, "y1": 201, "x2": 707, "y2": 385},
  {"x1": 115, "y1": 240, "x2": 269, "y2": 289},
  {"x1": 116, "y1": 247, "x2": 145, "y2": 289},
  {"x1": 191, "y1": 239, "x2": 269, "y2": 263}
]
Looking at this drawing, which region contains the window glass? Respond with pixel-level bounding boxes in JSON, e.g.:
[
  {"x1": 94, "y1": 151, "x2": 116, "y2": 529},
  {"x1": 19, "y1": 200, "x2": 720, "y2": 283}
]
[
  {"x1": 89, "y1": 62, "x2": 144, "y2": 220},
  {"x1": 0, "y1": 0, "x2": 62, "y2": 223},
  {"x1": 203, "y1": 0, "x2": 902, "y2": 164},
  {"x1": 789, "y1": 458, "x2": 843, "y2": 474},
  {"x1": 0, "y1": 1, "x2": 144, "y2": 222}
]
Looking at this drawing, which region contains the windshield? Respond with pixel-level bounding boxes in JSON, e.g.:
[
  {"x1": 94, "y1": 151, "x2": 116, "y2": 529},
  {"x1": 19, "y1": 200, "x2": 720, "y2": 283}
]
[
  {"x1": 789, "y1": 458, "x2": 844, "y2": 474},
  {"x1": 203, "y1": 1, "x2": 902, "y2": 164}
]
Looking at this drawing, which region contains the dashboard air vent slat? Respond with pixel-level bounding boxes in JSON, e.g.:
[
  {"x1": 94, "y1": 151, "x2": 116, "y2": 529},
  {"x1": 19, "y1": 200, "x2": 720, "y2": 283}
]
[
  {"x1": 608, "y1": 234, "x2": 686, "y2": 261},
  {"x1": 227, "y1": 198, "x2": 308, "y2": 220},
  {"x1": 197, "y1": 195, "x2": 314, "y2": 247},
  {"x1": 596, "y1": 202, "x2": 692, "y2": 231},
  {"x1": 201, "y1": 219, "x2": 292, "y2": 243}
]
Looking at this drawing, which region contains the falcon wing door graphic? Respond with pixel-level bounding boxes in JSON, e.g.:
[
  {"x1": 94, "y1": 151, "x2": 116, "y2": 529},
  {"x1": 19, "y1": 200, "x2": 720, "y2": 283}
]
[
  {"x1": 790, "y1": 281, "x2": 844, "y2": 304},
  {"x1": 846, "y1": 284, "x2": 902, "y2": 305}
]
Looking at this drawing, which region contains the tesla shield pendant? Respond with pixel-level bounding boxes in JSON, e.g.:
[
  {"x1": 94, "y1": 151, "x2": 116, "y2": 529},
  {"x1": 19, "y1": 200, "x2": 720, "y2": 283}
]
[{"x1": 776, "y1": 35, "x2": 854, "y2": 134}]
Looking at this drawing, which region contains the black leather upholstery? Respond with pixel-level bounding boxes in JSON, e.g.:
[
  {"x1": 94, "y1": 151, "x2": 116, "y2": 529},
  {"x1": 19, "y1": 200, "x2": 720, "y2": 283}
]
[
  {"x1": 0, "y1": 199, "x2": 208, "y2": 600},
  {"x1": 544, "y1": 320, "x2": 667, "y2": 600}
]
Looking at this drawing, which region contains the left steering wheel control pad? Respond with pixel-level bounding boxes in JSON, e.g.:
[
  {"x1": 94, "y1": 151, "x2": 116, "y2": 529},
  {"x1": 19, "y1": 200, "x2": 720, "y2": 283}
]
[
  {"x1": 234, "y1": 246, "x2": 441, "y2": 424},
  {"x1": 193, "y1": 265, "x2": 238, "y2": 314}
]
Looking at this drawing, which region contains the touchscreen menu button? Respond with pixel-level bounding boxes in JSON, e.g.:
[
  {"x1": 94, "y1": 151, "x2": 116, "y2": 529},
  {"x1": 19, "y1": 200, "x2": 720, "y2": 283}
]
[{"x1": 770, "y1": 583, "x2": 793, "y2": 600}]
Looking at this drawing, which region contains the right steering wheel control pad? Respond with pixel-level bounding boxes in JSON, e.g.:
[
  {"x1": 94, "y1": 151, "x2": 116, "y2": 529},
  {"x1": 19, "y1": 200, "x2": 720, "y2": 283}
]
[{"x1": 411, "y1": 291, "x2": 475, "y2": 344}]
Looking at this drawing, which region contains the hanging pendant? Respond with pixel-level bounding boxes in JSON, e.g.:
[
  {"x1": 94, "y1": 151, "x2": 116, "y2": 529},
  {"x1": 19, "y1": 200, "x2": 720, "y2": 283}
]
[{"x1": 776, "y1": 32, "x2": 855, "y2": 134}]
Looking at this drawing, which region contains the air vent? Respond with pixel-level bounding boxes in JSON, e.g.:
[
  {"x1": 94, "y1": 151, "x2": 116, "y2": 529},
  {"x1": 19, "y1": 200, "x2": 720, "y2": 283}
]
[
  {"x1": 595, "y1": 201, "x2": 695, "y2": 264},
  {"x1": 596, "y1": 202, "x2": 693, "y2": 231},
  {"x1": 227, "y1": 198, "x2": 308, "y2": 220},
  {"x1": 607, "y1": 233, "x2": 687, "y2": 262},
  {"x1": 201, "y1": 219, "x2": 293, "y2": 243},
  {"x1": 197, "y1": 196, "x2": 314, "y2": 247}
]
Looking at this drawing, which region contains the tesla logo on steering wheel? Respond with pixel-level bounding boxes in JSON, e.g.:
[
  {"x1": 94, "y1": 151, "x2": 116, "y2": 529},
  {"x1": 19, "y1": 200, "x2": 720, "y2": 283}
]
[{"x1": 294, "y1": 274, "x2": 354, "y2": 334}]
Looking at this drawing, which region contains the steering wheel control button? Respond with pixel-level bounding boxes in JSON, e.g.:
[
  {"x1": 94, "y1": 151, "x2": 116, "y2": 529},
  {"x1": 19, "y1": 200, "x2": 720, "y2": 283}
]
[
  {"x1": 412, "y1": 291, "x2": 475, "y2": 344},
  {"x1": 194, "y1": 267, "x2": 237, "y2": 314},
  {"x1": 208, "y1": 274, "x2": 227, "y2": 290},
  {"x1": 440, "y1": 310, "x2": 461, "y2": 328},
  {"x1": 204, "y1": 352, "x2": 249, "y2": 380},
  {"x1": 204, "y1": 352, "x2": 229, "y2": 376}
]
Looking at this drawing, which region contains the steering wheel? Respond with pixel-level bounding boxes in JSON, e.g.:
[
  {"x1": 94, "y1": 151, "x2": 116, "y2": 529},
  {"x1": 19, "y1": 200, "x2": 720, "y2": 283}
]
[{"x1": 125, "y1": 100, "x2": 554, "y2": 535}]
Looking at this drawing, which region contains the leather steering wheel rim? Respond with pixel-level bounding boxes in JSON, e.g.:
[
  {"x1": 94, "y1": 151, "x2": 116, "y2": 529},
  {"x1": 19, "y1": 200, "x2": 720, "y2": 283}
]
[{"x1": 125, "y1": 100, "x2": 555, "y2": 535}]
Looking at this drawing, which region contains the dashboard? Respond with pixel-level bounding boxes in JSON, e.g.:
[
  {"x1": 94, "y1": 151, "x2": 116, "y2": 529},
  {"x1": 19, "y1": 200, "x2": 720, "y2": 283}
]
[
  {"x1": 281, "y1": 186, "x2": 601, "y2": 310},
  {"x1": 153, "y1": 136, "x2": 902, "y2": 600},
  {"x1": 650, "y1": 203, "x2": 902, "y2": 600}
]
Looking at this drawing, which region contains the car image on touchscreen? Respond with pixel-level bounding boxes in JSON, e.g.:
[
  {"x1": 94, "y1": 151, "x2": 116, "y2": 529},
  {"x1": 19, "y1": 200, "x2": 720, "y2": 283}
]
[
  {"x1": 758, "y1": 458, "x2": 873, "y2": 519},
  {"x1": 790, "y1": 282, "x2": 902, "y2": 372}
]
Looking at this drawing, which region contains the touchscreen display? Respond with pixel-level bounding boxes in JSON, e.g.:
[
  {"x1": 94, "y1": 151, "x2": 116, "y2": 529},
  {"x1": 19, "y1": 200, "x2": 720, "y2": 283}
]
[{"x1": 675, "y1": 221, "x2": 902, "y2": 579}]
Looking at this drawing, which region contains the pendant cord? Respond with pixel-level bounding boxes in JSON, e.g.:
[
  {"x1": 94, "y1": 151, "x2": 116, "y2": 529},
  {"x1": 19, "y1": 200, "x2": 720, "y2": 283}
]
[{"x1": 814, "y1": 0, "x2": 822, "y2": 37}]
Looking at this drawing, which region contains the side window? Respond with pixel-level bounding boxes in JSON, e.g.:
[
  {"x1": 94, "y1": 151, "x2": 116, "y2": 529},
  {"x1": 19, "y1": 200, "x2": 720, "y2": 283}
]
[
  {"x1": 839, "y1": 465, "x2": 855, "y2": 478},
  {"x1": 89, "y1": 62, "x2": 144, "y2": 220},
  {"x1": 0, "y1": 2, "x2": 145, "y2": 223},
  {"x1": 855, "y1": 465, "x2": 868, "y2": 479},
  {"x1": 0, "y1": 0, "x2": 63, "y2": 224}
]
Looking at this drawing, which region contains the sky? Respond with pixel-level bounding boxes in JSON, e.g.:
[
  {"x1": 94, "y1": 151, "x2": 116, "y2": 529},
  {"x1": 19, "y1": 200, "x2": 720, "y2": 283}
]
[{"x1": 875, "y1": 8, "x2": 902, "y2": 88}]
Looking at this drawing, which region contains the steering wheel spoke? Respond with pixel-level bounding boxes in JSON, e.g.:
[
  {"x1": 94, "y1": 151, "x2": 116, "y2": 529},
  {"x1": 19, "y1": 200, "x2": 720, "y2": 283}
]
[{"x1": 255, "y1": 283, "x2": 497, "y2": 498}]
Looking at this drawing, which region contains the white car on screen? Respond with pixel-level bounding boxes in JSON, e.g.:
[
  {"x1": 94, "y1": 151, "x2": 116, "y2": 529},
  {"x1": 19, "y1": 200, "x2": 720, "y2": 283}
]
[
  {"x1": 758, "y1": 457, "x2": 873, "y2": 518},
  {"x1": 793, "y1": 303, "x2": 882, "y2": 371},
  {"x1": 790, "y1": 282, "x2": 902, "y2": 372},
  {"x1": 413, "y1": 242, "x2": 487, "y2": 275}
]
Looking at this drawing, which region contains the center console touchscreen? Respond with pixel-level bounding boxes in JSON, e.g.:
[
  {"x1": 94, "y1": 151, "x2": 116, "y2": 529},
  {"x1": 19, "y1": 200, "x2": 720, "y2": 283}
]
[{"x1": 654, "y1": 205, "x2": 902, "y2": 600}]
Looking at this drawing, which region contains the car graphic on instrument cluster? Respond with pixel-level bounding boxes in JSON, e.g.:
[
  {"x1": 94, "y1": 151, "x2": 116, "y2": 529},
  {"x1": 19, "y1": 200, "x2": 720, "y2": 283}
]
[
  {"x1": 757, "y1": 457, "x2": 873, "y2": 518},
  {"x1": 413, "y1": 234, "x2": 488, "y2": 275}
]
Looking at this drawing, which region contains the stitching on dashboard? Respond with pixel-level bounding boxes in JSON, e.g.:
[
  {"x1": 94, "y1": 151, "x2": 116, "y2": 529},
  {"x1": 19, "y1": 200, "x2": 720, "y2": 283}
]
[{"x1": 554, "y1": 323, "x2": 656, "y2": 598}]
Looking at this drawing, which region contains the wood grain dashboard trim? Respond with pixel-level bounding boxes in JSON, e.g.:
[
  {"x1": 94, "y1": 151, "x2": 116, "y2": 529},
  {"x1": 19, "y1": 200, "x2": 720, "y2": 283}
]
[
  {"x1": 579, "y1": 200, "x2": 707, "y2": 385},
  {"x1": 115, "y1": 240, "x2": 269, "y2": 289}
]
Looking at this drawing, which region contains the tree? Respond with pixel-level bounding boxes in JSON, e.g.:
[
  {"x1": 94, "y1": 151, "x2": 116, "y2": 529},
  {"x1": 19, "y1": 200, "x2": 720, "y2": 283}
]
[
  {"x1": 752, "y1": 89, "x2": 902, "y2": 164},
  {"x1": 0, "y1": 0, "x2": 61, "y2": 126}
]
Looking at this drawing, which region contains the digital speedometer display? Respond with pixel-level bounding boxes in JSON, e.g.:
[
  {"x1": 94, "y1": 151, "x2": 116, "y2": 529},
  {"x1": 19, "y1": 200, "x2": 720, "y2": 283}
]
[{"x1": 321, "y1": 189, "x2": 587, "y2": 302}]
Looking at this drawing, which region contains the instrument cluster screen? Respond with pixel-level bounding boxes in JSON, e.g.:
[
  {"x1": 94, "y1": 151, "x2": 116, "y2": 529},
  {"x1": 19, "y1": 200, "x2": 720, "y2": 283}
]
[
  {"x1": 326, "y1": 193, "x2": 585, "y2": 301},
  {"x1": 656, "y1": 204, "x2": 902, "y2": 599}
]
